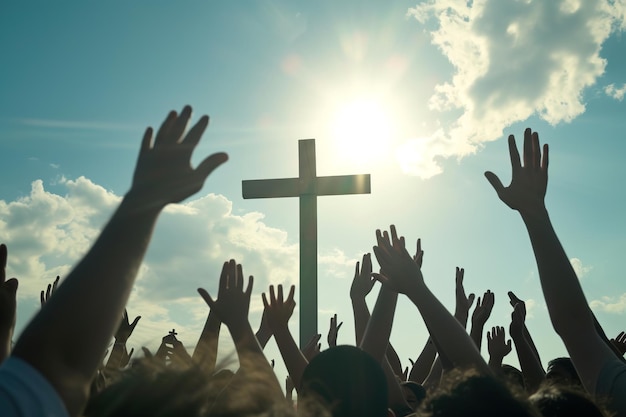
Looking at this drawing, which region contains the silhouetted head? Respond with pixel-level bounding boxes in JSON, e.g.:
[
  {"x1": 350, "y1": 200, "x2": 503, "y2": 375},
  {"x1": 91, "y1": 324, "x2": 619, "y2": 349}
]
[
  {"x1": 546, "y1": 357, "x2": 582, "y2": 387},
  {"x1": 502, "y1": 364, "x2": 525, "y2": 391},
  {"x1": 299, "y1": 345, "x2": 389, "y2": 417},
  {"x1": 401, "y1": 381, "x2": 426, "y2": 411},
  {"x1": 420, "y1": 369, "x2": 540, "y2": 417},
  {"x1": 530, "y1": 384, "x2": 607, "y2": 417}
]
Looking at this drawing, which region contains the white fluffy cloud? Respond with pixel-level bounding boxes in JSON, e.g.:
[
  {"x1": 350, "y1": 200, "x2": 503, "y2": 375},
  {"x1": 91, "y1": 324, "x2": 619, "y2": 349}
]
[
  {"x1": 1, "y1": 177, "x2": 320, "y2": 350},
  {"x1": 402, "y1": 0, "x2": 626, "y2": 178},
  {"x1": 605, "y1": 83, "x2": 626, "y2": 101},
  {"x1": 570, "y1": 257, "x2": 592, "y2": 279},
  {"x1": 591, "y1": 294, "x2": 626, "y2": 314}
]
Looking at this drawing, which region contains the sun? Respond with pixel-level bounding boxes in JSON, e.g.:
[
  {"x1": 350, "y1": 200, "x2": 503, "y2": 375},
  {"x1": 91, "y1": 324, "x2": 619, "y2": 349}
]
[{"x1": 330, "y1": 98, "x2": 393, "y2": 163}]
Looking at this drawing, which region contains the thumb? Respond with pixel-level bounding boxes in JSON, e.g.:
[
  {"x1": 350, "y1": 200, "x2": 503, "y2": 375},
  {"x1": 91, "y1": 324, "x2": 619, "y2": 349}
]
[
  {"x1": 2, "y1": 278, "x2": 18, "y2": 295},
  {"x1": 484, "y1": 171, "x2": 505, "y2": 195}
]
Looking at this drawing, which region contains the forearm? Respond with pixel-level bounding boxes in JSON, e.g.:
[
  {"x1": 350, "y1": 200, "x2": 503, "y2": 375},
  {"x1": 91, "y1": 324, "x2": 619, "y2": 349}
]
[
  {"x1": 360, "y1": 286, "x2": 398, "y2": 363},
  {"x1": 193, "y1": 310, "x2": 221, "y2": 371},
  {"x1": 522, "y1": 210, "x2": 594, "y2": 338},
  {"x1": 14, "y1": 194, "x2": 161, "y2": 414},
  {"x1": 351, "y1": 297, "x2": 370, "y2": 345},
  {"x1": 105, "y1": 342, "x2": 127, "y2": 370},
  {"x1": 470, "y1": 322, "x2": 485, "y2": 352},
  {"x1": 383, "y1": 356, "x2": 411, "y2": 415},
  {"x1": 511, "y1": 332, "x2": 545, "y2": 393},
  {"x1": 272, "y1": 324, "x2": 308, "y2": 392},
  {"x1": 255, "y1": 326, "x2": 272, "y2": 350},
  {"x1": 0, "y1": 328, "x2": 12, "y2": 363},
  {"x1": 408, "y1": 283, "x2": 490, "y2": 375},
  {"x1": 386, "y1": 343, "x2": 403, "y2": 378},
  {"x1": 409, "y1": 337, "x2": 437, "y2": 383}
]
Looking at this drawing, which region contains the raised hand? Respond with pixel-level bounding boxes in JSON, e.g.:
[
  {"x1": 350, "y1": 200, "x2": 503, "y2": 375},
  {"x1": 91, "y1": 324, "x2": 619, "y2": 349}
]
[
  {"x1": 484, "y1": 128, "x2": 548, "y2": 216},
  {"x1": 198, "y1": 260, "x2": 253, "y2": 329},
  {"x1": 0, "y1": 244, "x2": 18, "y2": 362},
  {"x1": 130, "y1": 105, "x2": 229, "y2": 208},
  {"x1": 115, "y1": 309, "x2": 141, "y2": 344},
  {"x1": 611, "y1": 331, "x2": 626, "y2": 356},
  {"x1": 472, "y1": 290, "x2": 495, "y2": 327},
  {"x1": 508, "y1": 292, "x2": 526, "y2": 338},
  {"x1": 40, "y1": 276, "x2": 60, "y2": 307},
  {"x1": 454, "y1": 267, "x2": 475, "y2": 326},
  {"x1": 487, "y1": 326, "x2": 512, "y2": 364},
  {"x1": 261, "y1": 284, "x2": 296, "y2": 331},
  {"x1": 327, "y1": 313, "x2": 343, "y2": 348},
  {"x1": 350, "y1": 253, "x2": 375, "y2": 300},
  {"x1": 302, "y1": 333, "x2": 321, "y2": 361},
  {"x1": 372, "y1": 226, "x2": 423, "y2": 295}
]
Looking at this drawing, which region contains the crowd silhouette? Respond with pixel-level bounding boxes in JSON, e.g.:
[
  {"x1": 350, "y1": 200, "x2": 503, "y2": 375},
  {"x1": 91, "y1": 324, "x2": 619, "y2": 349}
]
[{"x1": 0, "y1": 106, "x2": 624, "y2": 417}]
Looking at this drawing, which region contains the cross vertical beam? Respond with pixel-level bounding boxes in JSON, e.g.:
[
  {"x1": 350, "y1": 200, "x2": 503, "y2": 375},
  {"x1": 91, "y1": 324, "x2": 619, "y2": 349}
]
[{"x1": 242, "y1": 139, "x2": 371, "y2": 347}]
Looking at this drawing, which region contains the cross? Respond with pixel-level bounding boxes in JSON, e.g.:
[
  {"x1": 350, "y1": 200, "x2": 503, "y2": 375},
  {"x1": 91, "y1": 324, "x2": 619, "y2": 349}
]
[{"x1": 242, "y1": 139, "x2": 371, "y2": 347}]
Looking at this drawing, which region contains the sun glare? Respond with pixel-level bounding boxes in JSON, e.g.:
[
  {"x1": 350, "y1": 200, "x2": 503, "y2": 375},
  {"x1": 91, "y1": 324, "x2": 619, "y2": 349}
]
[{"x1": 330, "y1": 98, "x2": 393, "y2": 163}]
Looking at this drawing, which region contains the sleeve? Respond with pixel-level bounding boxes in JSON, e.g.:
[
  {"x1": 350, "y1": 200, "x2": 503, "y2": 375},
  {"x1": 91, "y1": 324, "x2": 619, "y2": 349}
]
[{"x1": 0, "y1": 356, "x2": 69, "y2": 417}]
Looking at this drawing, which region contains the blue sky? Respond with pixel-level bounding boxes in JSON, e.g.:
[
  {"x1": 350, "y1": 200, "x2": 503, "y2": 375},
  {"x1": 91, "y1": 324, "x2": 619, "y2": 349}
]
[{"x1": 2, "y1": 0, "x2": 626, "y2": 379}]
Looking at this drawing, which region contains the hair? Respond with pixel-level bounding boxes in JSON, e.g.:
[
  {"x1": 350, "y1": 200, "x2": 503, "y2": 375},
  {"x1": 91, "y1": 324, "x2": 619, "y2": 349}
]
[
  {"x1": 298, "y1": 345, "x2": 389, "y2": 417},
  {"x1": 401, "y1": 381, "x2": 427, "y2": 411},
  {"x1": 502, "y1": 364, "x2": 525, "y2": 391},
  {"x1": 546, "y1": 357, "x2": 582, "y2": 387},
  {"x1": 85, "y1": 357, "x2": 292, "y2": 417},
  {"x1": 530, "y1": 384, "x2": 610, "y2": 417},
  {"x1": 419, "y1": 368, "x2": 540, "y2": 417}
]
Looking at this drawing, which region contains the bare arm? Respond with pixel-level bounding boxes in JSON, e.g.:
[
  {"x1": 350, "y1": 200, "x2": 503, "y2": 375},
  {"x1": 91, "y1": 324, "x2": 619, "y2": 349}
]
[
  {"x1": 0, "y1": 245, "x2": 18, "y2": 363},
  {"x1": 12, "y1": 106, "x2": 228, "y2": 416},
  {"x1": 409, "y1": 337, "x2": 437, "y2": 384},
  {"x1": 469, "y1": 290, "x2": 494, "y2": 352},
  {"x1": 485, "y1": 128, "x2": 616, "y2": 395},
  {"x1": 373, "y1": 226, "x2": 491, "y2": 375}
]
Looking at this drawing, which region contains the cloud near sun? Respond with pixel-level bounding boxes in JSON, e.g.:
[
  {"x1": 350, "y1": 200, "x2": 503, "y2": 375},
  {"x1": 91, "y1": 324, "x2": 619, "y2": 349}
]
[{"x1": 399, "y1": 0, "x2": 626, "y2": 179}]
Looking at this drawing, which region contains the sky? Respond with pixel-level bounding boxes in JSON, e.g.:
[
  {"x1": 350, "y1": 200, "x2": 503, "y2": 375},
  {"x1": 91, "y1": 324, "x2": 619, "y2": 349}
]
[{"x1": 1, "y1": 0, "x2": 626, "y2": 383}]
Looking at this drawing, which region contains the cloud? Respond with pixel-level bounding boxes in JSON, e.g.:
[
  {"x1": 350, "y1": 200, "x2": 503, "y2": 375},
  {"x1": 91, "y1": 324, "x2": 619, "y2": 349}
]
[
  {"x1": 402, "y1": 0, "x2": 626, "y2": 178},
  {"x1": 570, "y1": 257, "x2": 592, "y2": 279},
  {"x1": 605, "y1": 83, "x2": 626, "y2": 101},
  {"x1": 590, "y1": 294, "x2": 626, "y2": 314},
  {"x1": 0, "y1": 176, "x2": 304, "y2": 349}
]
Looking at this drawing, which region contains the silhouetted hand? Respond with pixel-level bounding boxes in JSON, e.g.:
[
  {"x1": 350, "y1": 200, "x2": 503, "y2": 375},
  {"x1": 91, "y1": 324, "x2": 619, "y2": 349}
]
[
  {"x1": 372, "y1": 226, "x2": 424, "y2": 295},
  {"x1": 302, "y1": 333, "x2": 321, "y2": 361},
  {"x1": 484, "y1": 128, "x2": 548, "y2": 216},
  {"x1": 40, "y1": 276, "x2": 59, "y2": 307},
  {"x1": 413, "y1": 238, "x2": 424, "y2": 268},
  {"x1": 262, "y1": 285, "x2": 296, "y2": 331},
  {"x1": 0, "y1": 244, "x2": 18, "y2": 339},
  {"x1": 115, "y1": 309, "x2": 141, "y2": 344},
  {"x1": 472, "y1": 290, "x2": 495, "y2": 326},
  {"x1": 454, "y1": 267, "x2": 475, "y2": 324},
  {"x1": 487, "y1": 326, "x2": 512, "y2": 362},
  {"x1": 611, "y1": 331, "x2": 626, "y2": 356},
  {"x1": 130, "y1": 105, "x2": 228, "y2": 208},
  {"x1": 350, "y1": 253, "x2": 375, "y2": 300},
  {"x1": 327, "y1": 314, "x2": 343, "y2": 348},
  {"x1": 198, "y1": 260, "x2": 253, "y2": 329},
  {"x1": 508, "y1": 291, "x2": 526, "y2": 338}
]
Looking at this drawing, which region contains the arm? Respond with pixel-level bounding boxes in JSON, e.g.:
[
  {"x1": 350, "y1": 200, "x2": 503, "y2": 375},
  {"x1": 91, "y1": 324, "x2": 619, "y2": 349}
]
[
  {"x1": 12, "y1": 106, "x2": 228, "y2": 416},
  {"x1": 409, "y1": 337, "x2": 437, "y2": 384},
  {"x1": 486, "y1": 326, "x2": 512, "y2": 374},
  {"x1": 255, "y1": 308, "x2": 272, "y2": 349},
  {"x1": 485, "y1": 128, "x2": 616, "y2": 394},
  {"x1": 469, "y1": 290, "x2": 495, "y2": 352},
  {"x1": 360, "y1": 285, "x2": 398, "y2": 364},
  {"x1": 453, "y1": 267, "x2": 475, "y2": 329},
  {"x1": 508, "y1": 292, "x2": 545, "y2": 392},
  {"x1": 0, "y1": 245, "x2": 18, "y2": 363},
  {"x1": 327, "y1": 313, "x2": 342, "y2": 348},
  {"x1": 198, "y1": 260, "x2": 282, "y2": 400},
  {"x1": 262, "y1": 284, "x2": 309, "y2": 392},
  {"x1": 350, "y1": 253, "x2": 375, "y2": 345},
  {"x1": 373, "y1": 226, "x2": 491, "y2": 375}
]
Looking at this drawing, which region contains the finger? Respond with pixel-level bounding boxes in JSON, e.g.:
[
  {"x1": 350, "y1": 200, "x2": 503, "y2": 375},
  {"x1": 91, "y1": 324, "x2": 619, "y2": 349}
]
[
  {"x1": 354, "y1": 261, "x2": 360, "y2": 278},
  {"x1": 197, "y1": 288, "x2": 216, "y2": 309},
  {"x1": 245, "y1": 275, "x2": 254, "y2": 296},
  {"x1": 542, "y1": 143, "x2": 549, "y2": 172},
  {"x1": 278, "y1": 284, "x2": 284, "y2": 303},
  {"x1": 142, "y1": 347, "x2": 153, "y2": 358},
  {"x1": 336, "y1": 322, "x2": 343, "y2": 331},
  {"x1": 236, "y1": 263, "x2": 244, "y2": 290},
  {"x1": 508, "y1": 291, "x2": 522, "y2": 307},
  {"x1": 390, "y1": 225, "x2": 399, "y2": 244},
  {"x1": 166, "y1": 105, "x2": 192, "y2": 144},
  {"x1": 40, "y1": 290, "x2": 45, "y2": 306},
  {"x1": 287, "y1": 285, "x2": 296, "y2": 303},
  {"x1": 363, "y1": 253, "x2": 372, "y2": 274},
  {"x1": 484, "y1": 171, "x2": 506, "y2": 196},
  {"x1": 270, "y1": 285, "x2": 276, "y2": 304},
  {"x1": 52, "y1": 275, "x2": 60, "y2": 293},
  {"x1": 523, "y1": 128, "x2": 532, "y2": 168},
  {"x1": 46, "y1": 283, "x2": 52, "y2": 301},
  {"x1": 532, "y1": 131, "x2": 541, "y2": 170},
  {"x1": 468, "y1": 293, "x2": 475, "y2": 306},
  {"x1": 128, "y1": 348, "x2": 135, "y2": 361},
  {"x1": 195, "y1": 152, "x2": 229, "y2": 182},
  {"x1": 130, "y1": 315, "x2": 142, "y2": 331},
  {"x1": 262, "y1": 292, "x2": 270, "y2": 309},
  {"x1": 140, "y1": 127, "x2": 153, "y2": 154},
  {"x1": 409, "y1": 358, "x2": 415, "y2": 366},
  {"x1": 508, "y1": 134, "x2": 522, "y2": 172},
  {"x1": 182, "y1": 114, "x2": 209, "y2": 148},
  {"x1": 227, "y1": 259, "x2": 237, "y2": 289},
  {"x1": 154, "y1": 110, "x2": 177, "y2": 145},
  {"x1": 219, "y1": 261, "x2": 229, "y2": 294}
]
